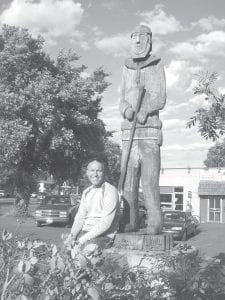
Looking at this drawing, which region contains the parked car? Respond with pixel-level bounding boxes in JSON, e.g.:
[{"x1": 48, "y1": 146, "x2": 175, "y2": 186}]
[
  {"x1": 37, "y1": 192, "x2": 47, "y2": 201},
  {"x1": 35, "y1": 195, "x2": 78, "y2": 227},
  {"x1": 0, "y1": 190, "x2": 6, "y2": 197},
  {"x1": 162, "y1": 210, "x2": 197, "y2": 241}
]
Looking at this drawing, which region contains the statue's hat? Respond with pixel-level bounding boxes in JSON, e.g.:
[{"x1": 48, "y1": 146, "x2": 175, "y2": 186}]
[{"x1": 131, "y1": 25, "x2": 152, "y2": 37}]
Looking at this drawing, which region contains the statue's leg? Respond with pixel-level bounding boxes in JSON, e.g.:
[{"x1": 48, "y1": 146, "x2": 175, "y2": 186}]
[
  {"x1": 123, "y1": 165, "x2": 140, "y2": 232},
  {"x1": 122, "y1": 140, "x2": 140, "y2": 232},
  {"x1": 140, "y1": 141, "x2": 162, "y2": 235}
]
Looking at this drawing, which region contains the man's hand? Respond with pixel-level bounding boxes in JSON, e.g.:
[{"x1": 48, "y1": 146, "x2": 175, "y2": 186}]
[
  {"x1": 124, "y1": 107, "x2": 134, "y2": 121},
  {"x1": 137, "y1": 111, "x2": 148, "y2": 124},
  {"x1": 78, "y1": 235, "x2": 87, "y2": 245},
  {"x1": 64, "y1": 233, "x2": 76, "y2": 246}
]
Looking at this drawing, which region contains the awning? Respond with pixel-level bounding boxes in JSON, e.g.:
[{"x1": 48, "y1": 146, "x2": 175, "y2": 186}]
[{"x1": 198, "y1": 180, "x2": 225, "y2": 196}]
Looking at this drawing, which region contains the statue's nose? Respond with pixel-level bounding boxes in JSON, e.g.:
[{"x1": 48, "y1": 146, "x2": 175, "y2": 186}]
[{"x1": 135, "y1": 35, "x2": 140, "y2": 43}]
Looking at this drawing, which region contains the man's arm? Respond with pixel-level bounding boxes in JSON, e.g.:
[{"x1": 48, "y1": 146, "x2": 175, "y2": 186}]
[
  {"x1": 78, "y1": 187, "x2": 119, "y2": 244},
  {"x1": 70, "y1": 193, "x2": 87, "y2": 239}
]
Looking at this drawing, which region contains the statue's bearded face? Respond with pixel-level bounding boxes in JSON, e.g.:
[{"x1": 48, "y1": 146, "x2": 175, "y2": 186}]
[{"x1": 131, "y1": 32, "x2": 151, "y2": 59}]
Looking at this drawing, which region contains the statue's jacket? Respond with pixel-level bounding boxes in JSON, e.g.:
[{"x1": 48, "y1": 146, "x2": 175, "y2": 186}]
[{"x1": 119, "y1": 54, "x2": 166, "y2": 146}]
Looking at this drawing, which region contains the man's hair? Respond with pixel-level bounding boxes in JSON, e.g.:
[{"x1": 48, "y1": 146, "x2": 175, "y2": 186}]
[{"x1": 86, "y1": 157, "x2": 106, "y2": 170}]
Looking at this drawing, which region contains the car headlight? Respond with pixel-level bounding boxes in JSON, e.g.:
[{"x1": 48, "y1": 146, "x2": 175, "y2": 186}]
[{"x1": 171, "y1": 227, "x2": 183, "y2": 230}]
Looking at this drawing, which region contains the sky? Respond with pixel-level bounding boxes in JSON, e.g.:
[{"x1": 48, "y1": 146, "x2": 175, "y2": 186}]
[{"x1": 0, "y1": 0, "x2": 225, "y2": 168}]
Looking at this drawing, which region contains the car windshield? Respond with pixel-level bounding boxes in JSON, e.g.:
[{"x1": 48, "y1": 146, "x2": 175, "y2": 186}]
[
  {"x1": 163, "y1": 212, "x2": 185, "y2": 222},
  {"x1": 41, "y1": 197, "x2": 70, "y2": 205}
]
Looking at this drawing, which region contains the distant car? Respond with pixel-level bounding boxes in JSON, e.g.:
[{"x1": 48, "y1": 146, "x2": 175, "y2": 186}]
[
  {"x1": 162, "y1": 210, "x2": 197, "y2": 241},
  {"x1": 0, "y1": 190, "x2": 6, "y2": 197},
  {"x1": 31, "y1": 193, "x2": 38, "y2": 199},
  {"x1": 35, "y1": 195, "x2": 78, "y2": 227},
  {"x1": 37, "y1": 192, "x2": 47, "y2": 201}
]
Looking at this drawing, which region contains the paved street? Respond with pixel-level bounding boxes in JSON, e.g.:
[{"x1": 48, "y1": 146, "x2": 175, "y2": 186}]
[
  {"x1": 0, "y1": 211, "x2": 225, "y2": 257},
  {"x1": 186, "y1": 223, "x2": 225, "y2": 257},
  {"x1": 0, "y1": 214, "x2": 70, "y2": 247}
]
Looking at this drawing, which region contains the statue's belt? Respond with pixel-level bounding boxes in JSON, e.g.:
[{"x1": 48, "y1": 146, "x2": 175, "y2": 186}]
[
  {"x1": 121, "y1": 127, "x2": 162, "y2": 142},
  {"x1": 122, "y1": 136, "x2": 158, "y2": 141}
]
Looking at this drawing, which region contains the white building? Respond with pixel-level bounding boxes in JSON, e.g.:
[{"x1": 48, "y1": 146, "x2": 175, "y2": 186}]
[{"x1": 159, "y1": 167, "x2": 225, "y2": 223}]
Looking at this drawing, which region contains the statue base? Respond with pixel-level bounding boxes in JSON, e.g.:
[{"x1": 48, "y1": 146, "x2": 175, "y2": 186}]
[
  {"x1": 104, "y1": 244, "x2": 198, "y2": 270},
  {"x1": 113, "y1": 230, "x2": 173, "y2": 251}
]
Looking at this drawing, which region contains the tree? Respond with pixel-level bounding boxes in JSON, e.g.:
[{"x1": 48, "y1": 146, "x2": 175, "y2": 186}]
[
  {"x1": 187, "y1": 71, "x2": 225, "y2": 141},
  {"x1": 0, "y1": 25, "x2": 110, "y2": 209},
  {"x1": 204, "y1": 140, "x2": 225, "y2": 168},
  {"x1": 104, "y1": 139, "x2": 121, "y2": 187}
]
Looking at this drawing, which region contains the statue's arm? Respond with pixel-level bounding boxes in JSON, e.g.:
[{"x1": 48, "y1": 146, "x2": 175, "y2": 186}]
[
  {"x1": 119, "y1": 66, "x2": 134, "y2": 120},
  {"x1": 147, "y1": 61, "x2": 166, "y2": 113},
  {"x1": 137, "y1": 62, "x2": 166, "y2": 123}
]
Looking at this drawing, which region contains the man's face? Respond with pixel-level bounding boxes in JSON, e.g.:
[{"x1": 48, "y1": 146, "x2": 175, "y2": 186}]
[
  {"x1": 131, "y1": 32, "x2": 151, "y2": 59},
  {"x1": 86, "y1": 161, "x2": 105, "y2": 187}
]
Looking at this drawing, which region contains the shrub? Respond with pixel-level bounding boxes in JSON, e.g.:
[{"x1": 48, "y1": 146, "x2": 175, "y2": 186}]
[{"x1": 1, "y1": 230, "x2": 225, "y2": 300}]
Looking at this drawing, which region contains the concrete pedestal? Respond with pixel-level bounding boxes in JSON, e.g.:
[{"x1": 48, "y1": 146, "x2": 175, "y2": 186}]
[
  {"x1": 113, "y1": 230, "x2": 173, "y2": 251},
  {"x1": 104, "y1": 244, "x2": 198, "y2": 270}
]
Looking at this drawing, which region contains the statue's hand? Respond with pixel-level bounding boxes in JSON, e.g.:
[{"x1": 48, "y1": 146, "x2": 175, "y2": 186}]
[
  {"x1": 124, "y1": 107, "x2": 134, "y2": 121},
  {"x1": 137, "y1": 111, "x2": 148, "y2": 124}
]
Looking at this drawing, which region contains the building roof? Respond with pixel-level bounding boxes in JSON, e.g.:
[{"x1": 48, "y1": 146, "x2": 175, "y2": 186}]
[{"x1": 198, "y1": 180, "x2": 225, "y2": 196}]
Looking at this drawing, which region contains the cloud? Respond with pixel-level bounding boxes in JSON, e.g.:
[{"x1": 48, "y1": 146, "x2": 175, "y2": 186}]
[
  {"x1": 163, "y1": 141, "x2": 214, "y2": 151},
  {"x1": 170, "y1": 30, "x2": 225, "y2": 61},
  {"x1": 163, "y1": 119, "x2": 186, "y2": 130},
  {"x1": 101, "y1": 1, "x2": 117, "y2": 10},
  {"x1": 139, "y1": 5, "x2": 183, "y2": 35},
  {"x1": 0, "y1": 0, "x2": 84, "y2": 46},
  {"x1": 189, "y1": 94, "x2": 211, "y2": 108},
  {"x1": 186, "y1": 79, "x2": 198, "y2": 93},
  {"x1": 165, "y1": 60, "x2": 201, "y2": 88},
  {"x1": 94, "y1": 33, "x2": 130, "y2": 57},
  {"x1": 92, "y1": 26, "x2": 104, "y2": 37},
  {"x1": 161, "y1": 102, "x2": 189, "y2": 117},
  {"x1": 218, "y1": 86, "x2": 225, "y2": 94},
  {"x1": 192, "y1": 16, "x2": 225, "y2": 31}
]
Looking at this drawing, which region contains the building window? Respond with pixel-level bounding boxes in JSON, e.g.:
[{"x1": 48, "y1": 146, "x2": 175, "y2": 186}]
[
  {"x1": 175, "y1": 193, "x2": 183, "y2": 210},
  {"x1": 208, "y1": 197, "x2": 221, "y2": 223},
  {"x1": 160, "y1": 194, "x2": 172, "y2": 209},
  {"x1": 174, "y1": 187, "x2": 183, "y2": 193},
  {"x1": 160, "y1": 186, "x2": 184, "y2": 211}
]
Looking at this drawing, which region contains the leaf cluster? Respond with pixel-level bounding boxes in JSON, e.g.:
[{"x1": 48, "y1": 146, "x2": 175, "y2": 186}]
[
  {"x1": 0, "y1": 25, "x2": 111, "y2": 200},
  {"x1": 187, "y1": 71, "x2": 225, "y2": 141}
]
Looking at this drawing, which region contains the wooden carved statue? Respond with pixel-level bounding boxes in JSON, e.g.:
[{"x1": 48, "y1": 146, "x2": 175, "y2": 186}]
[{"x1": 118, "y1": 25, "x2": 166, "y2": 234}]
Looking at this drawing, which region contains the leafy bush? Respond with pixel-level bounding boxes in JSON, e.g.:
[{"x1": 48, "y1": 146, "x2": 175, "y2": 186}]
[{"x1": 1, "y1": 230, "x2": 225, "y2": 300}]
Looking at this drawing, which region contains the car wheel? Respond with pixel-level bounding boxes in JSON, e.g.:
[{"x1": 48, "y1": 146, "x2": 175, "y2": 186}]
[
  {"x1": 65, "y1": 216, "x2": 72, "y2": 228},
  {"x1": 36, "y1": 221, "x2": 41, "y2": 227},
  {"x1": 181, "y1": 229, "x2": 187, "y2": 241}
]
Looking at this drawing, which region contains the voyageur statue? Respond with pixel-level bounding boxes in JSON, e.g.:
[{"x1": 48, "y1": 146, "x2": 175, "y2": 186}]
[{"x1": 119, "y1": 24, "x2": 166, "y2": 234}]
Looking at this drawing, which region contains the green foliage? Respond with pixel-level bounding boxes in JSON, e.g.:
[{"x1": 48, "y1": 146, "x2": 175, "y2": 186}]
[
  {"x1": 187, "y1": 71, "x2": 225, "y2": 141},
  {"x1": 104, "y1": 139, "x2": 121, "y2": 187},
  {"x1": 2, "y1": 229, "x2": 225, "y2": 299},
  {"x1": 0, "y1": 25, "x2": 111, "y2": 205},
  {"x1": 204, "y1": 140, "x2": 225, "y2": 167}
]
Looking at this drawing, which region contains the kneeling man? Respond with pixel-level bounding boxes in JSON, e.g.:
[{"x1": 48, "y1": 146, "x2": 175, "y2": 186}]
[{"x1": 70, "y1": 159, "x2": 120, "y2": 248}]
